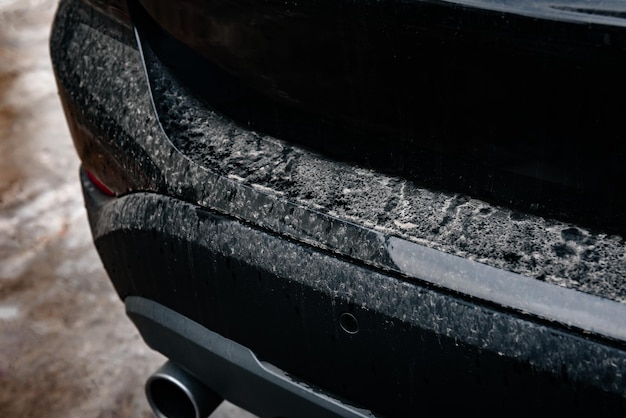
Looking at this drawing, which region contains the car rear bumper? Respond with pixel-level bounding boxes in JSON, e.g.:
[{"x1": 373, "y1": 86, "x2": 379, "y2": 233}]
[
  {"x1": 52, "y1": 0, "x2": 626, "y2": 416},
  {"x1": 81, "y1": 165, "x2": 626, "y2": 416}
]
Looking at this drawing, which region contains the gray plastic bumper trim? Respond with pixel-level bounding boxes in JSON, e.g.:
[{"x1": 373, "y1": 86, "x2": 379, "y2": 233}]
[{"x1": 126, "y1": 296, "x2": 379, "y2": 418}]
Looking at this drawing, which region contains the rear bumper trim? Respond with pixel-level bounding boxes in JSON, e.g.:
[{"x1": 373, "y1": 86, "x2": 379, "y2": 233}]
[{"x1": 126, "y1": 296, "x2": 378, "y2": 418}]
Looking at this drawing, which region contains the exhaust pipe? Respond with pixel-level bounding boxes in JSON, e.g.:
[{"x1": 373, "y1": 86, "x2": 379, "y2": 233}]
[{"x1": 145, "y1": 361, "x2": 223, "y2": 418}]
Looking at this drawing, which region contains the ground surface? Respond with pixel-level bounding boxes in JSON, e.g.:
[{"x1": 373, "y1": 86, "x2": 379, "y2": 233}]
[{"x1": 0, "y1": 1, "x2": 257, "y2": 416}]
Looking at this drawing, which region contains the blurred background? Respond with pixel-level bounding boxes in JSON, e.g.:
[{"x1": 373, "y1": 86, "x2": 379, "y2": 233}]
[{"x1": 0, "y1": 0, "x2": 256, "y2": 416}]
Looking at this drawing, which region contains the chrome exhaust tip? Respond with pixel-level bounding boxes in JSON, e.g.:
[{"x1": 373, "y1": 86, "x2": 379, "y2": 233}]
[{"x1": 145, "y1": 361, "x2": 223, "y2": 418}]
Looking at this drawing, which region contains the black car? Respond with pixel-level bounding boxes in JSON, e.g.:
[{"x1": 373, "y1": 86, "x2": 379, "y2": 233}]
[{"x1": 50, "y1": 0, "x2": 626, "y2": 416}]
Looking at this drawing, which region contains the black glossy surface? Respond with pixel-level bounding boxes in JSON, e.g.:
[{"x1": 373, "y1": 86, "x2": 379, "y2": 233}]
[
  {"x1": 49, "y1": 1, "x2": 626, "y2": 416},
  {"x1": 136, "y1": 0, "x2": 626, "y2": 235}
]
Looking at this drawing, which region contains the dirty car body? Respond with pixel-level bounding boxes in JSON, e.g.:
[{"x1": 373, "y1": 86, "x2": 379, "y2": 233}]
[{"x1": 50, "y1": 0, "x2": 626, "y2": 416}]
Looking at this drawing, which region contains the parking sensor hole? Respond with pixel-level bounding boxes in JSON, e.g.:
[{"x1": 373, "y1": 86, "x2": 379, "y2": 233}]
[{"x1": 339, "y1": 312, "x2": 359, "y2": 334}]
